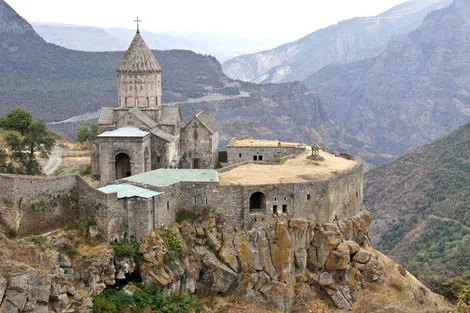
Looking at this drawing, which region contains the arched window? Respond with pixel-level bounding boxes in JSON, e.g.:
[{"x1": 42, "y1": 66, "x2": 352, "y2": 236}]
[{"x1": 249, "y1": 192, "x2": 266, "y2": 212}]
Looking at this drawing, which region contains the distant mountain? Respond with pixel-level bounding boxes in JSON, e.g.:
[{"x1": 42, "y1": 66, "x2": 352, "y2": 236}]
[
  {"x1": 31, "y1": 23, "x2": 281, "y2": 62},
  {"x1": 222, "y1": 0, "x2": 451, "y2": 83},
  {"x1": 0, "y1": 0, "x2": 364, "y2": 155},
  {"x1": 365, "y1": 122, "x2": 470, "y2": 287},
  {"x1": 304, "y1": 0, "x2": 470, "y2": 163}
]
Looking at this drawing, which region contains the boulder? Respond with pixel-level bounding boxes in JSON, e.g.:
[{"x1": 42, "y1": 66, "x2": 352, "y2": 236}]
[{"x1": 325, "y1": 243, "x2": 350, "y2": 271}]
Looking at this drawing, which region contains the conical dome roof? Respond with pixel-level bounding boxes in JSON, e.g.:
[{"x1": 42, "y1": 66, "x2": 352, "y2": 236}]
[{"x1": 117, "y1": 31, "x2": 161, "y2": 72}]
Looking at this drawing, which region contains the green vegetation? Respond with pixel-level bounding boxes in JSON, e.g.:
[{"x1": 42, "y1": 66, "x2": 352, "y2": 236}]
[
  {"x1": 111, "y1": 235, "x2": 139, "y2": 259},
  {"x1": 64, "y1": 220, "x2": 92, "y2": 233},
  {"x1": 160, "y1": 228, "x2": 186, "y2": 260},
  {"x1": 0, "y1": 109, "x2": 57, "y2": 175},
  {"x1": 93, "y1": 285, "x2": 200, "y2": 313},
  {"x1": 58, "y1": 243, "x2": 78, "y2": 257},
  {"x1": 76, "y1": 123, "x2": 99, "y2": 143},
  {"x1": 365, "y1": 123, "x2": 470, "y2": 295},
  {"x1": 26, "y1": 235, "x2": 46, "y2": 244}
]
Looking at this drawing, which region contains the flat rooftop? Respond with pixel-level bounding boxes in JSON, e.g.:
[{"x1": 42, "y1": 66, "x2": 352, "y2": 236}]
[
  {"x1": 219, "y1": 150, "x2": 358, "y2": 186},
  {"x1": 124, "y1": 169, "x2": 219, "y2": 187},
  {"x1": 228, "y1": 139, "x2": 305, "y2": 148},
  {"x1": 98, "y1": 183, "x2": 161, "y2": 199}
]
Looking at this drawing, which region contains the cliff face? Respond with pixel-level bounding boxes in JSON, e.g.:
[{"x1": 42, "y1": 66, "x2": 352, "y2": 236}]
[
  {"x1": 304, "y1": 0, "x2": 470, "y2": 161},
  {"x1": 0, "y1": 210, "x2": 451, "y2": 313},
  {"x1": 222, "y1": 0, "x2": 451, "y2": 84}
]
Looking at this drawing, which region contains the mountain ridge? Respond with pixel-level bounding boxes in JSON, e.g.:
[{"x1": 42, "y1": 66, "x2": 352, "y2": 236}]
[{"x1": 222, "y1": 0, "x2": 451, "y2": 84}]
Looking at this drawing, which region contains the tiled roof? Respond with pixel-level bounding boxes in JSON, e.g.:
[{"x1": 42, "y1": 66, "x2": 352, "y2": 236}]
[
  {"x1": 149, "y1": 127, "x2": 175, "y2": 142},
  {"x1": 129, "y1": 108, "x2": 158, "y2": 129},
  {"x1": 98, "y1": 183, "x2": 160, "y2": 199},
  {"x1": 117, "y1": 32, "x2": 161, "y2": 73},
  {"x1": 160, "y1": 106, "x2": 180, "y2": 126},
  {"x1": 124, "y1": 169, "x2": 219, "y2": 187},
  {"x1": 195, "y1": 111, "x2": 219, "y2": 134},
  {"x1": 98, "y1": 126, "x2": 149, "y2": 138},
  {"x1": 98, "y1": 107, "x2": 114, "y2": 125}
]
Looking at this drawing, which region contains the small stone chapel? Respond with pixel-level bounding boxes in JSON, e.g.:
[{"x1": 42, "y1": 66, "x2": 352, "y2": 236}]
[{"x1": 92, "y1": 26, "x2": 219, "y2": 184}]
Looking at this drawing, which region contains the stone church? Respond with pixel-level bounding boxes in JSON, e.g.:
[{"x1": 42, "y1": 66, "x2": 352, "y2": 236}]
[{"x1": 92, "y1": 28, "x2": 219, "y2": 184}]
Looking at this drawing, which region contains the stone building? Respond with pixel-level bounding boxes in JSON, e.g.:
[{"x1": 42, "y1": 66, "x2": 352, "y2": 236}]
[{"x1": 92, "y1": 28, "x2": 219, "y2": 184}]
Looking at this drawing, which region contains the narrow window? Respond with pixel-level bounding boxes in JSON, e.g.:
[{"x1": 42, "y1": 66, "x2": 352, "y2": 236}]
[
  {"x1": 282, "y1": 205, "x2": 287, "y2": 214},
  {"x1": 157, "y1": 157, "x2": 161, "y2": 163},
  {"x1": 283, "y1": 197, "x2": 287, "y2": 201},
  {"x1": 167, "y1": 201, "x2": 170, "y2": 211},
  {"x1": 239, "y1": 153, "x2": 242, "y2": 158},
  {"x1": 205, "y1": 197, "x2": 208, "y2": 205},
  {"x1": 273, "y1": 205, "x2": 278, "y2": 214},
  {"x1": 194, "y1": 196, "x2": 197, "y2": 205},
  {"x1": 259, "y1": 155, "x2": 263, "y2": 161},
  {"x1": 253, "y1": 155, "x2": 258, "y2": 161},
  {"x1": 307, "y1": 194, "x2": 311, "y2": 200},
  {"x1": 274, "y1": 197, "x2": 277, "y2": 201}
]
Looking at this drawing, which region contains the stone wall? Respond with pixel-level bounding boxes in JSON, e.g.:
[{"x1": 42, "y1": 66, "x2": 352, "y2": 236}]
[
  {"x1": 180, "y1": 118, "x2": 218, "y2": 169},
  {"x1": 227, "y1": 146, "x2": 303, "y2": 164},
  {"x1": 95, "y1": 135, "x2": 152, "y2": 184},
  {"x1": 0, "y1": 175, "x2": 83, "y2": 236},
  {"x1": 117, "y1": 72, "x2": 162, "y2": 109}
]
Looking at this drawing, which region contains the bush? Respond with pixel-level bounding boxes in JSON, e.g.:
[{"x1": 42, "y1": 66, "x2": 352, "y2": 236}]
[
  {"x1": 26, "y1": 235, "x2": 46, "y2": 244},
  {"x1": 160, "y1": 228, "x2": 186, "y2": 260},
  {"x1": 63, "y1": 220, "x2": 91, "y2": 234},
  {"x1": 111, "y1": 235, "x2": 139, "y2": 259},
  {"x1": 59, "y1": 244, "x2": 78, "y2": 257},
  {"x1": 92, "y1": 285, "x2": 200, "y2": 313}
]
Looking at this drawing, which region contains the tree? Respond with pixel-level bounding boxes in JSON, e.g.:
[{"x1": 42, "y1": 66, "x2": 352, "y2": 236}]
[
  {"x1": 0, "y1": 108, "x2": 33, "y2": 135},
  {"x1": 0, "y1": 110, "x2": 57, "y2": 175},
  {"x1": 76, "y1": 123, "x2": 99, "y2": 143}
]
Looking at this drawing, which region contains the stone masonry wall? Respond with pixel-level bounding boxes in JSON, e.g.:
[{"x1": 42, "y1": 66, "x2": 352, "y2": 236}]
[
  {"x1": 0, "y1": 174, "x2": 78, "y2": 236},
  {"x1": 227, "y1": 146, "x2": 303, "y2": 164}
]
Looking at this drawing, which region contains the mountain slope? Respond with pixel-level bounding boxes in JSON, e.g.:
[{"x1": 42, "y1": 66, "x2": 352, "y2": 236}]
[
  {"x1": 222, "y1": 0, "x2": 451, "y2": 83},
  {"x1": 365, "y1": 122, "x2": 470, "y2": 286},
  {"x1": 0, "y1": 0, "x2": 365, "y2": 155},
  {"x1": 305, "y1": 0, "x2": 470, "y2": 163}
]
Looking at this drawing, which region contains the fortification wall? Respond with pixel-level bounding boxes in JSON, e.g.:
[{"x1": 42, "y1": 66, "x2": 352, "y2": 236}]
[{"x1": 0, "y1": 174, "x2": 78, "y2": 236}]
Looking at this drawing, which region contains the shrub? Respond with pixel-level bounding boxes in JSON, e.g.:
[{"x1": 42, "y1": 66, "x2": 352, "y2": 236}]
[
  {"x1": 92, "y1": 285, "x2": 200, "y2": 313},
  {"x1": 160, "y1": 228, "x2": 186, "y2": 260},
  {"x1": 26, "y1": 235, "x2": 46, "y2": 244},
  {"x1": 175, "y1": 210, "x2": 200, "y2": 223},
  {"x1": 63, "y1": 220, "x2": 91, "y2": 234},
  {"x1": 111, "y1": 235, "x2": 139, "y2": 259}
]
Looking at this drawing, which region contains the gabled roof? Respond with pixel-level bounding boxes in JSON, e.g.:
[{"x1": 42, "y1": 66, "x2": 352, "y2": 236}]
[
  {"x1": 117, "y1": 32, "x2": 161, "y2": 73},
  {"x1": 98, "y1": 107, "x2": 115, "y2": 125},
  {"x1": 98, "y1": 183, "x2": 160, "y2": 199},
  {"x1": 149, "y1": 127, "x2": 175, "y2": 142},
  {"x1": 124, "y1": 169, "x2": 219, "y2": 187},
  {"x1": 98, "y1": 126, "x2": 149, "y2": 138},
  {"x1": 129, "y1": 108, "x2": 158, "y2": 129},
  {"x1": 188, "y1": 111, "x2": 219, "y2": 134},
  {"x1": 160, "y1": 106, "x2": 181, "y2": 126}
]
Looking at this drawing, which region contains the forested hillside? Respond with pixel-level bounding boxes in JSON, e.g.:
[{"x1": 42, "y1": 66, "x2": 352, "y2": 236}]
[{"x1": 365, "y1": 122, "x2": 470, "y2": 289}]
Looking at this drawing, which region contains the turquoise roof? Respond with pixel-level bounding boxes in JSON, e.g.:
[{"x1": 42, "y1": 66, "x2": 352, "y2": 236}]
[
  {"x1": 124, "y1": 169, "x2": 218, "y2": 187},
  {"x1": 98, "y1": 183, "x2": 160, "y2": 199}
]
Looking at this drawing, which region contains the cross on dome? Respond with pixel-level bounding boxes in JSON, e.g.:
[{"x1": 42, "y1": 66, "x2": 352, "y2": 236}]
[{"x1": 134, "y1": 17, "x2": 141, "y2": 33}]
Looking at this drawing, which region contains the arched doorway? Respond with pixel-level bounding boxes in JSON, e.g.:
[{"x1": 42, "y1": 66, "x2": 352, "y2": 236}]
[
  {"x1": 115, "y1": 153, "x2": 131, "y2": 179},
  {"x1": 249, "y1": 192, "x2": 266, "y2": 212}
]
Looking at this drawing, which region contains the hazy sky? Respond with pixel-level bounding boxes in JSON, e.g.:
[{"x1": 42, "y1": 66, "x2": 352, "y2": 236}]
[{"x1": 6, "y1": 0, "x2": 409, "y2": 40}]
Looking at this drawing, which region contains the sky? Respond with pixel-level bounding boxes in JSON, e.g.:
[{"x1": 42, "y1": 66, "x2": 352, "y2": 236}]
[{"x1": 5, "y1": 0, "x2": 410, "y2": 41}]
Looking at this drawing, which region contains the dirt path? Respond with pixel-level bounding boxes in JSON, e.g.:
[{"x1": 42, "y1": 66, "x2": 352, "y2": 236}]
[
  {"x1": 428, "y1": 214, "x2": 470, "y2": 232},
  {"x1": 43, "y1": 145, "x2": 63, "y2": 176}
]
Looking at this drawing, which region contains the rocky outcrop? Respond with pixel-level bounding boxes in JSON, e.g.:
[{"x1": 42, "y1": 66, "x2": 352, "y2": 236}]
[
  {"x1": 305, "y1": 0, "x2": 470, "y2": 163},
  {"x1": 138, "y1": 211, "x2": 380, "y2": 312},
  {"x1": 222, "y1": 0, "x2": 451, "y2": 84}
]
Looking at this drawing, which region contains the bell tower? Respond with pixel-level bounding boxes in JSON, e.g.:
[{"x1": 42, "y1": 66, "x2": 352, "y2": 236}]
[{"x1": 117, "y1": 18, "x2": 162, "y2": 110}]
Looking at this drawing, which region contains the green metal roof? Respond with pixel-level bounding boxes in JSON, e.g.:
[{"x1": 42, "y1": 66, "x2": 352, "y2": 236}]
[
  {"x1": 124, "y1": 169, "x2": 219, "y2": 187},
  {"x1": 98, "y1": 183, "x2": 160, "y2": 199}
]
